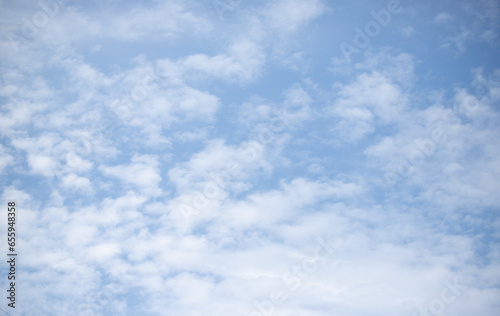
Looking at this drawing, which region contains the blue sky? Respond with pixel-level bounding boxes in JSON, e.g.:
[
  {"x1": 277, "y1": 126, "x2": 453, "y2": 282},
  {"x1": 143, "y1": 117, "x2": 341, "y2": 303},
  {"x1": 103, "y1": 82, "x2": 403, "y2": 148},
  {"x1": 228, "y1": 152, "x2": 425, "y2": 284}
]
[{"x1": 1, "y1": 0, "x2": 500, "y2": 315}]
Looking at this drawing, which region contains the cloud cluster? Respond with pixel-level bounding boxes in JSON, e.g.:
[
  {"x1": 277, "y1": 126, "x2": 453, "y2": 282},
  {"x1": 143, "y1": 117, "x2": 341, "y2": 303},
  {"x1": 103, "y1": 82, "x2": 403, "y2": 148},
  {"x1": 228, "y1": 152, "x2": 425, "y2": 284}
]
[{"x1": 1, "y1": 0, "x2": 499, "y2": 315}]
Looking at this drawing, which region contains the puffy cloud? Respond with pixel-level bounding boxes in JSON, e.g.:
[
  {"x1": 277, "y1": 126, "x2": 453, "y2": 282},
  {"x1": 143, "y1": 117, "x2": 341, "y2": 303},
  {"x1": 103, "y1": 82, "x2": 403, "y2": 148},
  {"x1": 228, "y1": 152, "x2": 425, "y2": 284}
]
[
  {"x1": 327, "y1": 71, "x2": 407, "y2": 142},
  {"x1": 262, "y1": 0, "x2": 328, "y2": 33},
  {"x1": 100, "y1": 154, "x2": 162, "y2": 197},
  {"x1": 183, "y1": 39, "x2": 265, "y2": 82}
]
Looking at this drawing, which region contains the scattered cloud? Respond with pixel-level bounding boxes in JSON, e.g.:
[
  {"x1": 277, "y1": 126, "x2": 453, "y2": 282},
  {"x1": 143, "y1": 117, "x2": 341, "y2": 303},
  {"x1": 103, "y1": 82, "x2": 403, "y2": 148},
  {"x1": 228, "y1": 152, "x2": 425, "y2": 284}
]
[{"x1": 1, "y1": 1, "x2": 499, "y2": 315}]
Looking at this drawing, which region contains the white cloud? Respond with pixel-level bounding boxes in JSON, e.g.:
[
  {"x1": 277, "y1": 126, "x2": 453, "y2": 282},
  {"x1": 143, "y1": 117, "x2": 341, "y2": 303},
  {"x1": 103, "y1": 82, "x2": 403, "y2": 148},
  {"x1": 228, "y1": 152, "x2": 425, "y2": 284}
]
[
  {"x1": 27, "y1": 154, "x2": 58, "y2": 177},
  {"x1": 438, "y1": 28, "x2": 472, "y2": 55},
  {"x1": 216, "y1": 178, "x2": 362, "y2": 230},
  {"x1": 0, "y1": 144, "x2": 14, "y2": 174},
  {"x1": 65, "y1": 220, "x2": 98, "y2": 248},
  {"x1": 100, "y1": 154, "x2": 162, "y2": 197},
  {"x1": 328, "y1": 71, "x2": 407, "y2": 142},
  {"x1": 87, "y1": 242, "x2": 121, "y2": 264},
  {"x1": 65, "y1": 152, "x2": 92, "y2": 172},
  {"x1": 262, "y1": 0, "x2": 328, "y2": 33},
  {"x1": 0, "y1": 0, "x2": 212, "y2": 51},
  {"x1": 434, "y1": 12, "x2": 454, "y2": 24},
  {"x1": 61, "y1": 173, "x2": 93, "y2": 194},
  {"x1": 183, "y1": 39, "x2": 265, "y2": 82}
]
